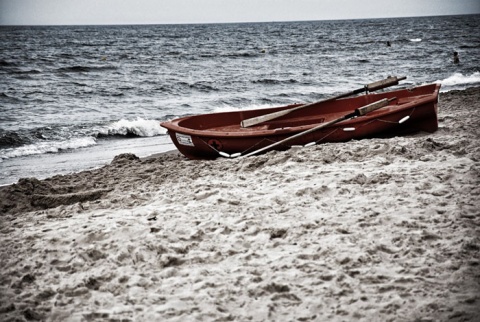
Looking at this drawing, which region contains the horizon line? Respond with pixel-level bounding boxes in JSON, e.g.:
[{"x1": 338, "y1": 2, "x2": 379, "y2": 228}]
[{"x1": 1, "y1": 12, "x2": 478, "y2": 28}]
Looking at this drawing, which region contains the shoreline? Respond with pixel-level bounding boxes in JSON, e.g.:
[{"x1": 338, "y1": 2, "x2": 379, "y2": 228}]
[
  {"x1": 1, "y1": 87, "x2": 479, "y2": 321},
  {"x1": 0, "y1": 85, "x2": 478, "y2": 187},
  {"x1": 0, "y1": 135, "x2": 175, "y2": 187}
]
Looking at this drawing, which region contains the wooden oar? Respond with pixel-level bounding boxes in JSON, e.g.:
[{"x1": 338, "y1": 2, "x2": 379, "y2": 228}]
[
  {"x1": 239, "y1": 97, "x2": 395, "y2": 158},
  {"x1": 240, "y1": 76, "x2": 406, "y2": 128}
]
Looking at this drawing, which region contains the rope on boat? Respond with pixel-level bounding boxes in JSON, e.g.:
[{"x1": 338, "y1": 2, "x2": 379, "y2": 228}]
[
  {"x1": 356, "y1": 108, "x2": 416, "y2": 129},
  {"x1": 313, "y1": 128, "x2": 340, "y2": 145},
  {"x1": 200, "y1": 137, "x2": 278, "y2": 158}
]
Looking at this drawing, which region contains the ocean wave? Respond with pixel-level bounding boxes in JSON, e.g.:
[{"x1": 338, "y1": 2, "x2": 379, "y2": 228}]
[
  {"x1": 223, "y1": 51, "x2": 260, "y2": 58},
  {"x1": 437, "y1": 72, "x2": 480, "y2": 91},
  {"x1": 252, "y1": 78, "x2": 298, "y2": 85},
  {"x1": 0, "y1": 126, "x2": 87, "y2": 149},
  {"x1": 0, "y1": 92, "x2": 22, "y2": 103},
  {"x1": 0, "y1": 131, "x2": 29, "y2": 148},
  {"x1": 56, "y1": 65, "x2": 118, "y2": 73},
  {"x1": 178, "y1": 81, "x2": 219, "y2": 92},
  {"x1": 8, "y1": 68, "x2": 43, "y2": 75},
  {"x1": 0, "y1": 59, "x2": 19, "y2": 67},
  {"x1": 0, "y1": 137, "x2": 97, "y2": 160},
  {"x1": 97, "y1": 118, "x2": 166, "y2": 138}
]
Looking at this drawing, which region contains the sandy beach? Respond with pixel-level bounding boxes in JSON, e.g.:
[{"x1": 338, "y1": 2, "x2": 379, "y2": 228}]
[{"x1": 1, "y1": 87, "x2": 479, "y2": 321}]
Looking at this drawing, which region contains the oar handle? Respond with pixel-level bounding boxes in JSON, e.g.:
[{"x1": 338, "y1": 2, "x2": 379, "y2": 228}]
[{"x1": 366, "y1": 76, "x2": 406, "y2": 92}]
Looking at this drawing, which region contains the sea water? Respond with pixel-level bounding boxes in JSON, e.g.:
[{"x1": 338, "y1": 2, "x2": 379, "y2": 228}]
[{"x1": 1, "y1": 14, "x2": 479, "y2": 185}]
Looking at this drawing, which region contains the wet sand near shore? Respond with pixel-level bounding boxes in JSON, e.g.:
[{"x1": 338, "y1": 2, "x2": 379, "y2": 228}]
[{"x1": 1, "y1": 88, "x2": 479, "y2": 321}]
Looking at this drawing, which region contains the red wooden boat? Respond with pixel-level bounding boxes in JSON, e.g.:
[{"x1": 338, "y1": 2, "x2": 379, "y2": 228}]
[{"x1": 160, "y1": 81, "x2": 440, "y2": 160}]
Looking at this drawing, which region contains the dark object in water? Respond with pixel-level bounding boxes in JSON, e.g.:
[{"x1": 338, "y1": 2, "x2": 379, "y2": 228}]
[{"x1": 453, "y1": 51, "x2": 460, "y2": 64}]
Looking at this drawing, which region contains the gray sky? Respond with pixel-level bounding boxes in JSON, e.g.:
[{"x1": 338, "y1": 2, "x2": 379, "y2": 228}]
[{"x1": 1, "y1": 0, "x2": 479, "y2": 25}]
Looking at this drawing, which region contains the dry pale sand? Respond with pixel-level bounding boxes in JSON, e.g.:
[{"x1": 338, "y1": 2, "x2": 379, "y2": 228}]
[{"x1": 1, "y1": 87, "x2": 479, "y2": 322}]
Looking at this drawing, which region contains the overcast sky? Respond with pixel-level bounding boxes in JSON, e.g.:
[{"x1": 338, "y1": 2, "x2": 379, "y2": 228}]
[{"x1": 1, "y1": 0, "x2": 479, "y2": 25}]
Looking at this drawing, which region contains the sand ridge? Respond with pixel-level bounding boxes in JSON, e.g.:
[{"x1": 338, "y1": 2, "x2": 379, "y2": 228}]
[{"x1": 0, "y1": 88, "x2": 479, "y2": 321}]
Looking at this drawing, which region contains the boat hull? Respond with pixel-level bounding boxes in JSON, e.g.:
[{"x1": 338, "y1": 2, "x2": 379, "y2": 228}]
[{"x1": 161, "y1": 84, "x2": 440, "y2": 159}]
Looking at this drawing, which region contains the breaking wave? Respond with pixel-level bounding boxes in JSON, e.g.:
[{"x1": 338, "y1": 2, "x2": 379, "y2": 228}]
[
  {"x1": 437, "y1": 72, "x2": 480, "y2": 91},
  {"x1": 0, "y1": 137, "x2": 97, "y2": 160},
  {"x1": 0, "y1": 118, "x2": 166, "y2": 160},
  {"x1": 97, "y1": 118, "x2": 167, "y2": 138}
]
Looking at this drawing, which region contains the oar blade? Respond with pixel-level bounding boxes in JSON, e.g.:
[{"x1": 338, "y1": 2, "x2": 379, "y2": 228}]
[
  {"x1": 356, "y1": 98, "x2": 391, "y2": 116},
  {"x1": 241, "y1": 108, "x2": 293, "y2": 128},
  {"x1": 366, "y1": 76, "x2": 406, "y2": 92}
]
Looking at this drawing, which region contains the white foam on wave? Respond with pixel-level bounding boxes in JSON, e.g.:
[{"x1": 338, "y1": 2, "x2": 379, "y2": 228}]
[
  {"x1": 213, "y1": 104, "x2": 277, "y2": 113},
  {"x1": 0, "y1": 137, "x2": 97, "y2": 160},
  {"x1": 102, "y1": 118, "x2": 167, "y2": 137},
  {"x1": 437, "y1": 72, "x2": 480, "y2": 91}
]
